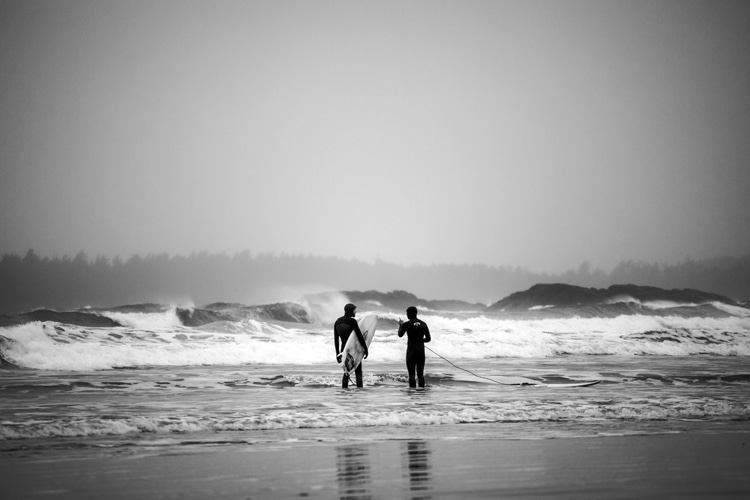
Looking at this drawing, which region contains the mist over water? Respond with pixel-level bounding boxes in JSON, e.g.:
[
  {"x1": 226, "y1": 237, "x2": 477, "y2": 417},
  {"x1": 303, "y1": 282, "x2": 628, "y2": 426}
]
[{"x1": 2, "y1": 2, "x2": 750, "y2": 275}]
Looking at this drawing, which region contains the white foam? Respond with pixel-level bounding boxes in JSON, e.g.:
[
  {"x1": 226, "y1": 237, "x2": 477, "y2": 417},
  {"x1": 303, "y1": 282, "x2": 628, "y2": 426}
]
[
  {"x1": 2, "y1": 311, "x2": 750, "y2": 371},
  {"x1": 3, "y1": 396, "x2": 749, "y2": 440},
  {"x1": 0, "y1": 321, "x2": 335, "y2": 370},
  {"x1": 301, "y1": 292, "x2": 351, "y2": 324},
  {"x1": 99, "y1": 307, "x2": 183, "y2": 329},
  {"x1": 712, "y1": 302, "x2": 750, "y2": 317},
  {"x1": 606, "y1": 295, "x2": 640, "y2": 305},
  {"x1": 643, "y1": 300, "x2": 698, "y2": 310}
]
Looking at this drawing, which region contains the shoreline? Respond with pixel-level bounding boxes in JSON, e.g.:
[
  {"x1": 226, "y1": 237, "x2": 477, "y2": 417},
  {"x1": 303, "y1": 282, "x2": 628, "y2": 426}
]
[{"x1": 3, "y1": 432, "x2": 749, "y2": 499}]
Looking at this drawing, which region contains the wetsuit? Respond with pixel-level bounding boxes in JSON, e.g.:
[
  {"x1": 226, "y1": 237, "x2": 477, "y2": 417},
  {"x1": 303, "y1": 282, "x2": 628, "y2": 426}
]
[
  {"x1": 398, "y1": 317, "x2": 431, "y2": 388},
  {"x1": 334, "y1": 315, "x2": 367, "y2": 388}
]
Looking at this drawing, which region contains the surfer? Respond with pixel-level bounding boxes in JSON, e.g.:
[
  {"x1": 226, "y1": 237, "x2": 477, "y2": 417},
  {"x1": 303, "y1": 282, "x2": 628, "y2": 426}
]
[
  {"x1": 398, "y1": 306, "x2": 431, "y2": 388},
  {"x1": 334, "y1": 303, "x2": 369, "y2": 388}
]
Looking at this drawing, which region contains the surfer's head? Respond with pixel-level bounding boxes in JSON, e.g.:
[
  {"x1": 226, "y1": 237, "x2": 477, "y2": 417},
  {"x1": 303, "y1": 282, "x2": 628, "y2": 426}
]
[
  {"x1": 406, "y1": 306, "x2": 418, "y2": 319},
  {"x1": 344, "y1": 303, "x2": 357, "y2": 317}
]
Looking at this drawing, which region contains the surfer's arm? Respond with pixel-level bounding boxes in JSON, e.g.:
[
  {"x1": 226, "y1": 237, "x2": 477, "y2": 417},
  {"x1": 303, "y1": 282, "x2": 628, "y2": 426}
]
[
  {"x1": 397, "y1": 320, "x2": 406, "y2": 338},
  {"x1": 423, "y1": 323, "x2": 431, "y2": 343},
  {"x1": 333, "y1": 327, "x2": 342, "y2": 360}
]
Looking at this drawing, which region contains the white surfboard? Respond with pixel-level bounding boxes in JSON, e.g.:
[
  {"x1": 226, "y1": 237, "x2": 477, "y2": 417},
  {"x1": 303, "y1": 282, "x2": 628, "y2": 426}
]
[
  {"x1": 534, "y1": 380, "x2": 601, "y2": 388},
  {"x1": 499, "y1": 379, "x2": 601, "y2": 388},
  {"x1": 339, "y1": 314, "x2": 377, "y2": 377}
]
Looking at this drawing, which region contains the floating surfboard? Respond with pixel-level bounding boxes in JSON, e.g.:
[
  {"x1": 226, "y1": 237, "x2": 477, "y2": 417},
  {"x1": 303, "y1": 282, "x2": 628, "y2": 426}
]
[
  {"x1": 339, "y1": 314, "x2": 377, "y2": 377},
  {"x1": 533, "y1": 380, "x2": 601, "y2": 388}
]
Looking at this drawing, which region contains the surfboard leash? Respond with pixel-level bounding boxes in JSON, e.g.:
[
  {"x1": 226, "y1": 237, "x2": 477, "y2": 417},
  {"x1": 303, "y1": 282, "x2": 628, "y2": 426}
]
[
  {"x1": 424, "y1": 345, "x2": 600, "y2": 388},
  {"x1": 424, "y1": 345, "x2": 507, "y2": 386}
]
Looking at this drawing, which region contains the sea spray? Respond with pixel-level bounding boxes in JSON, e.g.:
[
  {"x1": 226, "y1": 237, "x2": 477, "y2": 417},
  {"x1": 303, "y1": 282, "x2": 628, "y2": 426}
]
[{"x1": 2, "y1": 310, "x2": 750, "y2": 370}]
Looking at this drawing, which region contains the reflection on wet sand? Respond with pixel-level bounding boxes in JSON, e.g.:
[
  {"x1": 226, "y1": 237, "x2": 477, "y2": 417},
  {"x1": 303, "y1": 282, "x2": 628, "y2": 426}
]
[
  {"x1": 403, "y1": 440, "x2": 432, "y2": 499},
  {"x1": 337, "y1": 445, "x2": 371, "y2": 500},
  {"x1": 335, "y1": 440, "x2": 433, "y2": 499}
]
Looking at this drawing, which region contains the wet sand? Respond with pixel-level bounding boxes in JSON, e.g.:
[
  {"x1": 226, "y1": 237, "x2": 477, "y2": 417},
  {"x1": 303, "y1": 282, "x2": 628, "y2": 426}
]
[{"x1": 3, "y1": 433, "x2": 750, "y2": 499}]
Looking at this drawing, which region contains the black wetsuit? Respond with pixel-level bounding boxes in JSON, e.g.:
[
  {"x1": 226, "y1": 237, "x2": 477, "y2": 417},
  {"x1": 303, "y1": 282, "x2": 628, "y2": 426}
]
[
  {"x1": 398, "y1": 318, "x2": 431, "y2": 387},
  {"x1": 334, "y1": 315, "x2": 367, "y2": 388}
]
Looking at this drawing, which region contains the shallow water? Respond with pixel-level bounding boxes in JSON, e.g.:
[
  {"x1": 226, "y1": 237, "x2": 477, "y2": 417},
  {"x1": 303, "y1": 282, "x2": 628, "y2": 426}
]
[
  {"x1": 2, "y1": 354, "x2": 749, "y2": 461},
  {"x1": 3, "y1": 305, "x2": 749, "y2": 499},
  {"x1": 3, "y1": 301, "x2": 750, "y2": 463}
]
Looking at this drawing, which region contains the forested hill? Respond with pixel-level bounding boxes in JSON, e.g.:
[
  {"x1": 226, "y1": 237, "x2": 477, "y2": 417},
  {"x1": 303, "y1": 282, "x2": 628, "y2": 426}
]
[
  {"x1": 488, "y1": 284, "x2": 739, "y2": 311},
  {"x1": 2, "y1": 285, "x2": 746, "y2": 329},
  {"x1": 1, "y1": 250, "x2": 749, "y2": 313}
]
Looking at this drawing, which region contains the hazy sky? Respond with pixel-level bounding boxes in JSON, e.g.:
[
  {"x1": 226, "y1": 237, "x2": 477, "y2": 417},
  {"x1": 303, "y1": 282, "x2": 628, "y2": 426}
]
[{"x1": 2, "y1": 0, "x2": 749, "y2": 273}]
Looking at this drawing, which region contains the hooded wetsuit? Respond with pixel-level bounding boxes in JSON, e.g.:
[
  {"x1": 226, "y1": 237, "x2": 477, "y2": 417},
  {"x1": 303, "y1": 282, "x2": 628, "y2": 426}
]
[{"x1": 398, "y1": 316, "x2": 431, "y2": 388}]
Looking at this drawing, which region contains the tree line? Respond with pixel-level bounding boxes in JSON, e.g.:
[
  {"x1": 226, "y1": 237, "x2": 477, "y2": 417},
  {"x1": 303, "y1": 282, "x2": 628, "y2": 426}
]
[{"x1": 1, "y1": 249, "x2": 748, "y2": 313}]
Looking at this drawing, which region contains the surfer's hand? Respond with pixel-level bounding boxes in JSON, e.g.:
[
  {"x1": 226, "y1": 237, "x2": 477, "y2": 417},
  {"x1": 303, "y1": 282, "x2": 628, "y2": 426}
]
[
  {"x1": 336, "y1": 353, "x2": 342, "y2": 362},
  {"x1": 364, "y1": 348, "x2": 369, "y2": 359}
]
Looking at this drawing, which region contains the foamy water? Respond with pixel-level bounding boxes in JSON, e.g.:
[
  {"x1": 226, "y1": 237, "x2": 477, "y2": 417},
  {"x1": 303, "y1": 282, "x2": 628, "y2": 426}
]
[
  {"x1": 2, "y1": 356, "x2": 749, "y2": 444},
  {"x1": 2, "y1": 307, "x2": 750, "y2": 371},
  {"x1": 2, "y1": 303, "x2": 749, "y2": 455}
]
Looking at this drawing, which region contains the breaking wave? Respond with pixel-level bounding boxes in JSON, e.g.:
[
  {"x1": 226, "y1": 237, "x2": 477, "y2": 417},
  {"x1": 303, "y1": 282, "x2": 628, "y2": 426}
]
[{"x1": 1, "y1": 307, "x2": 749, "y2": 370}]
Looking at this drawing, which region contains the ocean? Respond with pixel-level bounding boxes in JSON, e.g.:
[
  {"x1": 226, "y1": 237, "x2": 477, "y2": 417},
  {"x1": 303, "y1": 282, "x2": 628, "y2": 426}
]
[{"x1": 2, "y1": 292, "x2": 750, "y2": 462}]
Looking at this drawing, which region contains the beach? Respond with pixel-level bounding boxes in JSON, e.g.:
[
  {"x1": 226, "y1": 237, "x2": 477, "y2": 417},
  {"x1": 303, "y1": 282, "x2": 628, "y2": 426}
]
[
  {"x1": 4, "y1": 431, "x2": 750, "y2": 499},
  {"x1": 2, "y1": 300, "x2": 750, "y2": 498}
]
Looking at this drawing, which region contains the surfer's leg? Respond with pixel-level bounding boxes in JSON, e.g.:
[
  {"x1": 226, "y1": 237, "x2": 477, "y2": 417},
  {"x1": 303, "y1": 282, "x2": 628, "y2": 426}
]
[
  {"x1": 416, "y1": 350, "x2": 426, "y2": 388},
  {"x1": 354, "y1": 363, "x2": 363, "y2": 388},
  {"x1": 406, "y1": 350, "x2": 417, "y2": 388},
  {"x1": 342, "y1": 373, "x2": 349, "y2": 389}
]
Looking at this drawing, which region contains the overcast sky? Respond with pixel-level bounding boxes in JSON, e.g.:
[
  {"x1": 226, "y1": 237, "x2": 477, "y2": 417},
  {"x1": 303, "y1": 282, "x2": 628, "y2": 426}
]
[{"x1": 1, "y1": 0, "x2": 749, "y2": 273}]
